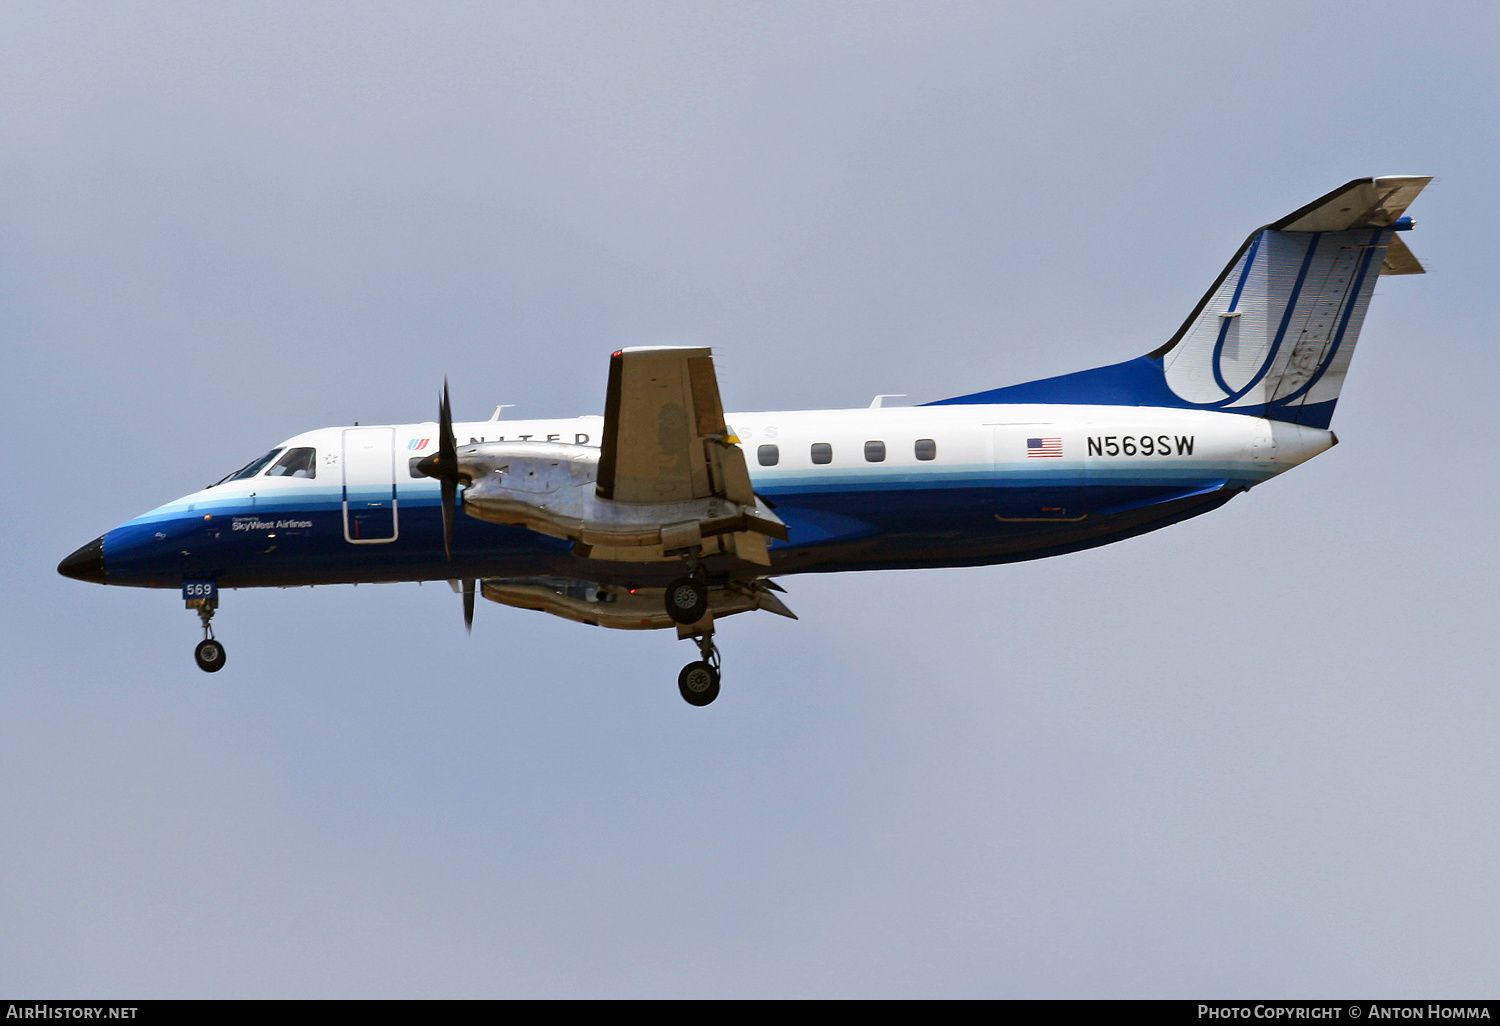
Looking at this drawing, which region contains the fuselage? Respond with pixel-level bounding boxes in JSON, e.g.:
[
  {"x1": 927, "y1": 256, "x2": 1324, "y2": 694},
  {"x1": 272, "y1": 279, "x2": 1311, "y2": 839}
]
[{"x1": 87, "y1": 403, "x2": 1333, "y2": 591}]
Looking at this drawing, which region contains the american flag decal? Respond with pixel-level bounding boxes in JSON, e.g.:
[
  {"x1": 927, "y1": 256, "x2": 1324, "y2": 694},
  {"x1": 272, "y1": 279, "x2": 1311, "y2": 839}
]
[
  {"x1": 409, "y1": 438, "x2": 431, "y2": 451},
  {"x1": 1026, "y1": 437, "x2": 1063, "y2": 458}
]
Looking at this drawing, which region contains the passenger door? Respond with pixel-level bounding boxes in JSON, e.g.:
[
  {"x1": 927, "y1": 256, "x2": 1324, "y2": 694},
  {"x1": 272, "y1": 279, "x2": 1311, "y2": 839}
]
[{"x1": 342, "y1": 427, "x2": 398, "y2": 543}]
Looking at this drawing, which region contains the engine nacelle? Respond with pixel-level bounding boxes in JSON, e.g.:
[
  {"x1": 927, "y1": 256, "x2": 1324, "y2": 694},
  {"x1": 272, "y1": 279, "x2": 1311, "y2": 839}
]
[{"x1": 453, "y1": 441, "x2": 785, "y2": 563}]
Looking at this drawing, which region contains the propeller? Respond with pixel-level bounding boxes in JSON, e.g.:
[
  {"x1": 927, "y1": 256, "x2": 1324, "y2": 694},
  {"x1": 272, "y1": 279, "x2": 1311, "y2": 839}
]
[
  {"x1": 415, "y1": 379, "x2": 462, "y2": 560},
  {"x1": 416, "y1": 382, "x2": 478, "y2": 633}
]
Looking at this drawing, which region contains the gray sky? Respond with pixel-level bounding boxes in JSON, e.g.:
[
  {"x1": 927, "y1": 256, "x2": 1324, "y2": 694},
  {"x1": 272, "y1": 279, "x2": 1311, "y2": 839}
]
[{"x1": 3, "y1": 1, "x2": 1497, "y2": 997}]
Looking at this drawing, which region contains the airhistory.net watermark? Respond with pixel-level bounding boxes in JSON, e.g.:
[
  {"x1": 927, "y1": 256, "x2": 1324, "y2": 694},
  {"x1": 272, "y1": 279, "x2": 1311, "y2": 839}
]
[{"x1": 5, "y1": 1007, "x2": 137, "y2": 1020}]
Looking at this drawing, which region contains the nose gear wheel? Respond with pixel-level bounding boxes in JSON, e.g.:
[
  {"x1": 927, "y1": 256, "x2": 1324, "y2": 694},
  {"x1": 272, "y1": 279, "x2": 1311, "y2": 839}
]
[
  {"x1": 194, "y1": 638, "x2": 226, "y2": 672},
  {"x1": 189, "y1": 593, "x2": 226, "y2": 673}
]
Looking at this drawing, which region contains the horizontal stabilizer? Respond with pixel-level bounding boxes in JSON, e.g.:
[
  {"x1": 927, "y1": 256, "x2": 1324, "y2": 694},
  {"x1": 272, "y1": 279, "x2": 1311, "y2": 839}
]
[{"x1": 1274, "y1": 176, "x2": 1431, "y2": 232}]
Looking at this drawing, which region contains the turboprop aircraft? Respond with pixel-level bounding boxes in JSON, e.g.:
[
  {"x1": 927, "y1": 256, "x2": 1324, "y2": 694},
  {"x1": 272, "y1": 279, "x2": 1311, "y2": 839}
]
[{"x1": 58, "y1": 176, "x2": 1430, "y2": 706}]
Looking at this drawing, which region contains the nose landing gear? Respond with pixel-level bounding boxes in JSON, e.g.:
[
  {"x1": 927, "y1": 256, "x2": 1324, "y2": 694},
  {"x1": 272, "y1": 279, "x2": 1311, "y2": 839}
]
[
  {"x1": 187, "y1": 589, "x2": 226, "y2": 673},
  {"x1": 195, "y1": 635, "x2": 226, "y2": 672}
]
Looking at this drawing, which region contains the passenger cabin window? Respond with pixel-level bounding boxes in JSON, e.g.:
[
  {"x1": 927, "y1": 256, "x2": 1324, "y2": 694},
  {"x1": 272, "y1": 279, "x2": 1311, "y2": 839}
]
[
  {"x1": 810, "y1": 442, "x2": 833, "y2": 465},
  {"x1": 864, "y1": 440, "x2": 886, "y2": 463},
  {"x1": 757, "y1": 444, "x2": 780, "y2": 467},
  {"x1": 409, "y1": 457, "x2": 430, "y2": 479},
  {"x1": 215, "y1": 449, "x2": 284, "y2": 486},
  {"x1": 915, "y1": 438, "x2": 937, "y2": 461},
  {"x1": 267, "y1": 447, "x2": 316, "y2": 479}
]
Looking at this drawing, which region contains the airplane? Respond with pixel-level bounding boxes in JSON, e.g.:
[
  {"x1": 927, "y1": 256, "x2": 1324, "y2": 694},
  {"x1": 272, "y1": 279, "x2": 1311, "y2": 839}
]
[{"x1": 58, "y1": 176, "x2": 1430, "y2": 706}]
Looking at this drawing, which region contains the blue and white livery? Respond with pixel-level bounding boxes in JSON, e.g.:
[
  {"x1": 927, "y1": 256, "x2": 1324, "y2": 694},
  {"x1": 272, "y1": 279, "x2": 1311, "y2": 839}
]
[{"x1": 58, "y1": 177, "x2": 1430, "y2": 705}]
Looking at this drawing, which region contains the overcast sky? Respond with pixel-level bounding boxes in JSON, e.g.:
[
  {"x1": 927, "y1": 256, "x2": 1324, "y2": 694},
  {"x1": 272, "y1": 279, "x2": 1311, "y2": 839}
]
[{"x1": 3, "y1": 1, "x2": 1498, "y2": 998}]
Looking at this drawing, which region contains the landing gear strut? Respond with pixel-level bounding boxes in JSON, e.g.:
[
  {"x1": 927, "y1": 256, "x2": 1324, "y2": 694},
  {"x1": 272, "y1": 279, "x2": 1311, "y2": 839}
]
[
  {"x1": 678, "y1": 630, "x2": 720, "y2": 706},
  {"x1": 666, "y1": 558, "x2": 719, "y2": 705},
  {"x1": 189, "y1": 594, "x2": 226, "y2": 673}
]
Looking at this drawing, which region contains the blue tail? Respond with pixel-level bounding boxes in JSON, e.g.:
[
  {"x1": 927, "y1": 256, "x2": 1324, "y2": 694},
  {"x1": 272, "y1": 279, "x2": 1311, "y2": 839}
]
[{"x1": 929, "y1": 176, "x2": 1431, "y2": 429}]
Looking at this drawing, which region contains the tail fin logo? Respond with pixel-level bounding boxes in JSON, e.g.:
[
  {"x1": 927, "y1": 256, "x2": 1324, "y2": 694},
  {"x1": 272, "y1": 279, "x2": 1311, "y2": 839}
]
[
  {"x1": 1158, "y1": 176, "x2": 1430, "y2": 427},
  {"x1": 1161, "y1": 226, "x2": 1385, "y2": 422}
]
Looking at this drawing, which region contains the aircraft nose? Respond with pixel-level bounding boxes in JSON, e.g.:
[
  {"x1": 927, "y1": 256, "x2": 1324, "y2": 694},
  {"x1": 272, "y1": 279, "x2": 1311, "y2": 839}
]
[{"x1": 58, "y1": 536, "x2": 106, "y2": 584}]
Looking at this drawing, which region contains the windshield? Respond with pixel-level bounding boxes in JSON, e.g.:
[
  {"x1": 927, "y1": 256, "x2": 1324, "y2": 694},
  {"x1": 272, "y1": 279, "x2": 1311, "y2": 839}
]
[
  {"x1": 266, "y1": 447, "x2": 316, "y2": 479},
  {"x1": 211, "y1": 449, "x2": 284, "y2": 487}
]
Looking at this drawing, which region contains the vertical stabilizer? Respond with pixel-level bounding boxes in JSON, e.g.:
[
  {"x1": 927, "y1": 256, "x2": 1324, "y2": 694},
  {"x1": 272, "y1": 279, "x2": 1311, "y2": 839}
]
[
  {"x1": 929, "y1": 176, "x2": 1430, "y2": 429},
  {"x1": 1155, "y1": 176, "x2": 1431, "y2": 427}
]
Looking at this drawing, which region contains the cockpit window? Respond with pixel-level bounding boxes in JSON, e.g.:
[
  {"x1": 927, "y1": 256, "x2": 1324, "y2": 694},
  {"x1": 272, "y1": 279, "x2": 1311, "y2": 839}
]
[
  {"x1": 213, "y1": 449, "x2": 284, "y2": 486},
  {"x1": 266, "y1": 447, "x2": 317, "y2": 479}
]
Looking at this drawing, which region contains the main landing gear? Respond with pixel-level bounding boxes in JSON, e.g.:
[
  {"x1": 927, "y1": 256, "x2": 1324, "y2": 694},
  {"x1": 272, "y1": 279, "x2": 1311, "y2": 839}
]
[
  {"x1": 666, "y1": 563, "x2": 720, "y2": 706},
  {"x1": 665, "y1": 573, "x2": 709, "y2": 626},
  {"x1": 678, "y1": 631, "x2": 721, "y2": 707},
  {"x1": 188, "y1": 592, "x2": 226, "y2": 673}
]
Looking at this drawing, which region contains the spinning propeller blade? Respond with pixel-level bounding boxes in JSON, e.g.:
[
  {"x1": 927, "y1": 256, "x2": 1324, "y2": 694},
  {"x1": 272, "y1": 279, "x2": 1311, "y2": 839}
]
[
  {"x1": 438, "y1": 381, "x2": 457, "y2": 561},
  {"x1": 415, "y1": 380, "x2": 462, "y2": 560},
  {"x1": 417, "y1": 384, "x2": 478, "y2": 633}
]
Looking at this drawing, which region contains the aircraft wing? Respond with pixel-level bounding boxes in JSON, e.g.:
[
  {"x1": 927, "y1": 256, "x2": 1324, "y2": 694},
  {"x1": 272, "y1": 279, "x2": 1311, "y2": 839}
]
[{"x1": 595, "y1": 347, "x2": 785, "y2": 564}]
